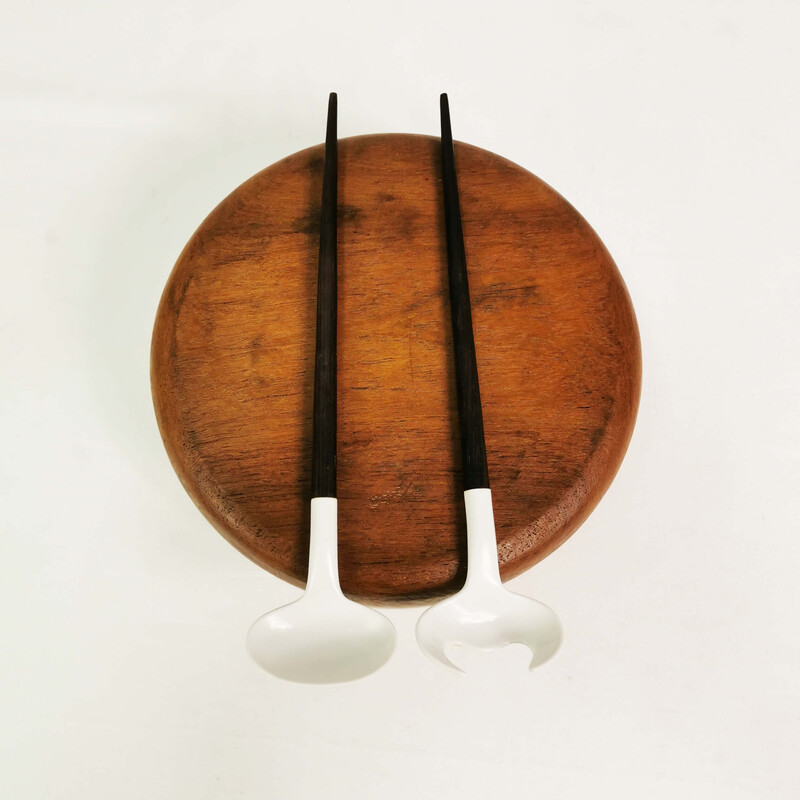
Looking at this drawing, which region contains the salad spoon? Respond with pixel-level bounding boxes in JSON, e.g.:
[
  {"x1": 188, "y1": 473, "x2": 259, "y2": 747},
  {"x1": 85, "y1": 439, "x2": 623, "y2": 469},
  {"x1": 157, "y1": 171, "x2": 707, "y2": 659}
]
[{"x1": 247, "y1": 93, "x2": 396, "y2": 683}]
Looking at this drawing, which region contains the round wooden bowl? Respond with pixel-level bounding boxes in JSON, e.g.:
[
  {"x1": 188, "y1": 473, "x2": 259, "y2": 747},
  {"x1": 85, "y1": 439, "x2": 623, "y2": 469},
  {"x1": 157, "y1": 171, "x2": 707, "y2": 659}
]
[{"x1": 151, "y1": 134, "x2": 641, "y2": 603}]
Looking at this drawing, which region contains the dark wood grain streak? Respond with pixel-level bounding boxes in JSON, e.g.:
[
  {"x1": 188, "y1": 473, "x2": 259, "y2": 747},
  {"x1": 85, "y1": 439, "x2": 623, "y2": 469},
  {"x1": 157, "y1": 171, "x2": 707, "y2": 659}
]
[{"x1": 150, "y1": 133, "x2": 641, "y2": 604}]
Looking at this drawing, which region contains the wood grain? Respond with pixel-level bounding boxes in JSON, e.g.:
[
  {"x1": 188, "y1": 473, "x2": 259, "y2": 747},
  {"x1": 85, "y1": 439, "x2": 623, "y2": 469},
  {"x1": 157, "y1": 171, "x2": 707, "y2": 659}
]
[{"x1": 150, "y1": 133, "x2": 641, "y2": 604}]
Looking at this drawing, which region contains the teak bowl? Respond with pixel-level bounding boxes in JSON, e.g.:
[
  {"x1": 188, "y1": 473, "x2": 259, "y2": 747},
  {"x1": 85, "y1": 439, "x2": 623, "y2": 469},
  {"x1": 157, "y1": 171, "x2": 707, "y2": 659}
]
[{"x1": 151, "y1": 134, "x2": 641, "y2": 603}]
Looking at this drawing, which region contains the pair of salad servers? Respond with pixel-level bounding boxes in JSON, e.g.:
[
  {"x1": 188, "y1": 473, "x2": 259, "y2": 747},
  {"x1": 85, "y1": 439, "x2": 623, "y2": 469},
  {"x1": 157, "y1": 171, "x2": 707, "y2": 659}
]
[{"x1": 246, "y1": 93, "x2": 562, "y2": 683}]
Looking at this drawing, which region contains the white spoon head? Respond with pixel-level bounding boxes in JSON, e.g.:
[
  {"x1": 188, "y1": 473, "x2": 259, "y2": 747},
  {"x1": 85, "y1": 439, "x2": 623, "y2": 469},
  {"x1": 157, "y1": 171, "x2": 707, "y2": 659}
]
[
  {"x1": 246, "y1": 594, "x2": 396, "y2": 684},
  {"x1": 416, "y1": 585, "x2": 562, "y2": 673}
]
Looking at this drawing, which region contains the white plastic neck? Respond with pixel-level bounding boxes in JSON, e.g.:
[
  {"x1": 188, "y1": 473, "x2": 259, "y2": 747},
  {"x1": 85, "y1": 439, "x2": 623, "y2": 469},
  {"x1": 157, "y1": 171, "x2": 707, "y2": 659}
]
[
  {"x1": 463, "y1": 488, "x2": 502, "y2": 587},
  {"x1": 306, "y1": 497, "x2": 343, "y2": 595}
]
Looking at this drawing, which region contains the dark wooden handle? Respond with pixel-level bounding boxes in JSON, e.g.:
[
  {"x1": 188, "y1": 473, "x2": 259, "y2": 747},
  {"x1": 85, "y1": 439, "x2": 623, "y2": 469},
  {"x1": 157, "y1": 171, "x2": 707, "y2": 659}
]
[
  {"x1": 440, "y1": 93, "x2": 490, "y2": 490},
  {"x1": 311, "y1": 92, "x2": 338, "y2": 498}
]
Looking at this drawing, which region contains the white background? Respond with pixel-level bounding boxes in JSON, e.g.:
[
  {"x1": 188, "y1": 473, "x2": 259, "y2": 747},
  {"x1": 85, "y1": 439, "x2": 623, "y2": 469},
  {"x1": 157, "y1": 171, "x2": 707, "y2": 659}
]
[{"x1": 2, "y1": 1, "x2": 799, "y2": 797}]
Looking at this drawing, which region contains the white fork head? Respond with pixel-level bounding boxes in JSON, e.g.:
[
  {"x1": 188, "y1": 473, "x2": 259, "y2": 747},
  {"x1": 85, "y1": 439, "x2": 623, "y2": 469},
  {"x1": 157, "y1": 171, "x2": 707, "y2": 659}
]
[
  {"x1": 416, "y1": 584, "x2": 561, "y2": 672},
  {"x1": 416, "y1": 581, "x2": 563, "y2": 673},
  {"x1": 416, "y1": 489, "x2": 562, "y2": 673}
]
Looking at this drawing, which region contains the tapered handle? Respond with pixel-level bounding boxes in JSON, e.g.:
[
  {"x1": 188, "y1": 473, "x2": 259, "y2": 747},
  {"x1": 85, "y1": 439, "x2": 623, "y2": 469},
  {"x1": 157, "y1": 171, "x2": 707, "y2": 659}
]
[
  {"x1": 440, "y1": 93, "x2": 490, "y2": 490},
  {"x1": 311, "y1": 92, "x2": 338, "y2": 498}
]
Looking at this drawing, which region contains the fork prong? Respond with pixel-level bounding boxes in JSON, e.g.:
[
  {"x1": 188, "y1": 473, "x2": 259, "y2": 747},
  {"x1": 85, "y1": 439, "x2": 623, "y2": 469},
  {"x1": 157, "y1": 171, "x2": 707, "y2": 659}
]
[
  {"x1": 421, "y1": 640, "x2": 465, "y2": 675},
  {"x1": 522, "y1": 629, "x2": 562, "y2": 670},
  {"x1": 415, "y1": 611, "x2": 466, "y2": 674}
]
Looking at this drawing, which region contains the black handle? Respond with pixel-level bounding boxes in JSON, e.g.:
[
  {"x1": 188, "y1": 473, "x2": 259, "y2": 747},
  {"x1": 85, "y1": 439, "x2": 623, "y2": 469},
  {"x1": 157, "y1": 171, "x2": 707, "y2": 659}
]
[
  {"x1": 311, "y1": 92, "x2": 338, "y2": 498},
  {"x1": 440, "y1": 93, "x2": 490, "y2": 490}
]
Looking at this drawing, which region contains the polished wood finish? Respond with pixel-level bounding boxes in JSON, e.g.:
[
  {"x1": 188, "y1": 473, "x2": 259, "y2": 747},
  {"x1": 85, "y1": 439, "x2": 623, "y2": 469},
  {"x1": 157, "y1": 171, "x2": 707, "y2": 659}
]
[{"x1": 151, "y1": 133, "x2": 641, "y2": 604}]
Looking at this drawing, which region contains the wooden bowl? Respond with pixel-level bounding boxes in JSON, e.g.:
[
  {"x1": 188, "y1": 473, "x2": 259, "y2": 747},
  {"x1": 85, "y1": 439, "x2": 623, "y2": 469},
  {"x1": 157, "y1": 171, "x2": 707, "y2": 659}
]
[{"x1": 151, "y1": 133, "x2": 641, "y2": 603}]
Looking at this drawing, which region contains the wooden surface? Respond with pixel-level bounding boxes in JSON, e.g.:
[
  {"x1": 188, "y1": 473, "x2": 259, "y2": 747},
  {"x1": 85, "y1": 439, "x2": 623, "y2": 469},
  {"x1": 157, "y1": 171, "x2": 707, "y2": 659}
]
[{"x1": 151, "y1": 133, "x2": 641, "y2": 604}]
